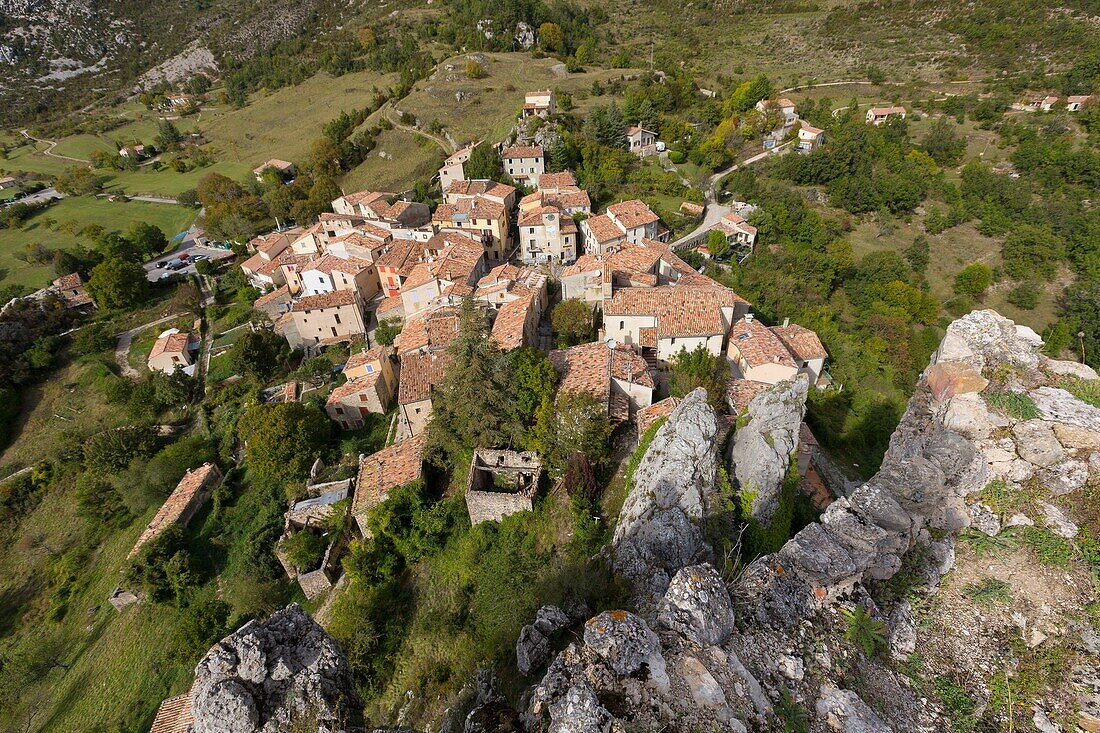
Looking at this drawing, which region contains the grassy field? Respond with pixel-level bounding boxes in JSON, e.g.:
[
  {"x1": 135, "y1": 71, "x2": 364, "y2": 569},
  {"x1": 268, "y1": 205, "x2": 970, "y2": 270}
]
[
  {"x1": 48, "y1": 134, "x2": 116, "y2": 160},
  {"x1": 1, "y1": 143, "x2": 76, "y2": 177},
  {"x1": 340, "y1": 128, "x2": 443, "y2": 194},
  {"x1": 201, "y1": 68, "x2": 396, "y2": 167},
  {"x1": 0, "y1": 197, "x2": 197, "y2": 290},
  {"x1": 104, "y1": 161, "x2": 254, "y2": 198}
]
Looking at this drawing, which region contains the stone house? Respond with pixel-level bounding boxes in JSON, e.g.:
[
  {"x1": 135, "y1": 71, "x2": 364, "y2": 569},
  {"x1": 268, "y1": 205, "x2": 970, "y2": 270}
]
[
  {"x1": 466, "y1": 449, "x2": 542, "y2": 524},
  {"x1": 373, "y1": 238, "x2": 425, "y2": 298},
  {"x1": 708, "y1": 212, "x2": 758, "y2": 256},
  {"x1": 432, "y1": 196, "x2": 511, "y2": 260},
  {"x1": 128, "y1": 463, "x2": 221, "y2": 560},
  {"x1": 865, "y1": 106, "x2": 906, "y2": 125},
  {"x1": 325, "y1": 346, "x2": 396, "y2": 430},
  {"x1": 770, "y1": 322, "x2": 829, "y2": 386},
  {"x1": 522, "y1": 90, "x2": 557, "y2": 118},
  {"x1": 517, "y1": 204, "x2": 578, "y2": 264},
  {"x1": 438, "y1": 142, "x2": 479, "y2": 190},
  {"x1": 1066, "y1": 95, "x2": 1093, "y2": 112},
  {"x1": 148, "y1": 328, "x2": 199, "y2": 375},
  {"x1": 352, "y1": 435, "x2": 427, "y2": 534},
  {"x1": 253, "y1": 159, "x2": 295, "y2": 182},
  {"x1": 560, "y1": 239, "x2": 711, "y2": 306},
  {"x1": 288, "y1": 290, "x2": 367, "y2": 348},
  {"x1": 603, "y1": 286, "x2": 750, "y2": 364},
  {"x1": 726, "y1": 314, "x2": 800, "y2": 384},
  {"x1": 399, "y1": 232, "x2": 486, "y2": 319},
  {"x1": 299, "y1": 254, "x2": 380, "y2": 302},
  {"x1": 255, "y1": 285, "x2": 294, "y2": 320},
  {"x1": 549, "y1": 341, "x2": 655, "y2": 422},
  {"x1": 393, "y1": 305, "x2": 461, "y2": 354},
  {"x1": 276, "y1": 480, "x2": 351, "y2": 599},
  {"x1": 627, "y1": 125, "x2": 658, "y2": 157},
  {"x1": 52, "y1": 272, "x2": 94, "y2": 308},
  {"x1": 1040, "y1": 96, "x2": 1059, "y2": 112},
  {"x1": 581, "y1": 199, "x2": 668, "y2": 255},
  {"x1": 797, "y1": 122, "x2": 824, "y2": 154},
  {"x1": 502, "y1": 145, "x2": 545, "y2": 187},
  {"x1": 397, "y1": 351, "x2": 453, "y2": 438},
  {"x1": 444, "y1": 179, "x2": 516, "y2": 210}
]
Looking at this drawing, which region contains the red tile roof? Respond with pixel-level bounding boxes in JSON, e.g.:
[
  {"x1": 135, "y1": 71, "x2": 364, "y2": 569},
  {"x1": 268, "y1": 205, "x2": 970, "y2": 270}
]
[
  {"x1": 54, "y1": 272, "x2": 82, "y2": 290},
  {"x1": 770, "y1": 324, "x2": 827, "y2": 361},
  {"x1": 605, "y1": 286, "x2": 747, "y2": 338},
  {"x1": 728, "y1": 317, "x2": 797, "y2": 369},
  {"x1": 503, "y1": 145, "x2": 544, "y2": 159},
  {"x1": 149, "y1": 330, "x2": 194, "y2": 360},
  {"x1": 434, "y1": 196, "x2": 507, "y2": 224},
  {"x1": 291, "y1": 289, "x2": 360, "y2": 312},
  {"x1": 394, "y1": 306, "x2": 461, "y2": 354},
  {"x1": 490, "y1": 294, "x2": 536, "y2": 350},
  {"x1": 446, "y1": 179, "x2": 516, "y2": 201},
  {"x1": 301, "y1": 254, "x2": 373, "y2": 276},
  {"x1": 537, "y1": 171, "x2": 577, "y2": 189},
  {"x1": 398, "y1": 351, "x2": 453, "y2": 404},
  {"x1": 726, "y1": 379, "x2": 772, "y2": 413},
  {"x1": 149, "y1": 692, "x2": 194, "y2": 733},
  {"x1": 353, "y1": 435, "x2": 427, "y2": 520},
  {"x1": 254, "y1": 285, "x2": 291, "y2": 308},
  {"x1": 549, "y1": 342, "x2": 654, "y2": 409},
  {"x1": 607, "y1": 199, "x2": 660, "y2": 229},
  {"x1": 128, "y1": 463, "x2": 220, "y2": 559},
  {"x1": 583, "y1": 213, "x2": 625, "y2": 245},
  {"x1": 637, "y1": 397, "x2": 681, "y2": 434}
]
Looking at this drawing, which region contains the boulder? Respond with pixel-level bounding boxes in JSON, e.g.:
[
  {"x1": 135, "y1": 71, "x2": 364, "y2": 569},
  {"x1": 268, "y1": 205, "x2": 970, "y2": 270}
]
[
  {"x1": 547, "y1": 684, "x2": 612, "y2": 733},
  {"x1": 613, "y1": 389, "x2": 723, "y2": 603},
  {"x1": 191, "y1": 604, "x2": 361, "y2": 733},
  {"x1": 935, "y1": 310, "x2": 1041, "y2": 371},
  {"x1": 656, "y1": 564, "x2": 735, "y2": 646},
  {"x1": 1038, "y1": 460, "x2": 1089, "y2": 496},
  {"x1": 583, "y1": 611, "x2": 667, "y2": 687},
  {"x1": 815, "y1": 686, "x2": 895, "y2": 733},
  {"x1": 1038, "y1": 501, "x2": 1079, "y2": 538},
  {"x1": 1042, "y1": 357, "x2": 1099, "y2": 380},
  {"x1": 926, "y1": 362, "x2": 989, "y2": 401},
  {"x1": 968, "y1": 503, "x2": 1001, "y2": 536},
  {"x1": 1012, "y1": 420, "x2": 1064, "y2": 467},
  {"x1": 887, "y1": 601, "x2": 917, "y2": 660},
  {"x1": 730, "y1": 376, "x2": 809, "y2": 526},
  {"x1": 1051, "y1": 423, "x2": 1100, "y2": 451},
  {"x1": 517, "y1": 625, "x2": 551, "y2": 677},
  {"x1": 1030, "y1": 387, "x2": 1100, "y2": 431}
]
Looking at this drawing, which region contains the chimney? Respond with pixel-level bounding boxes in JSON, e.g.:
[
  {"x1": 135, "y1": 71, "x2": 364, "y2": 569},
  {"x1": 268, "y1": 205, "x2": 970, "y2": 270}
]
[
  {"x1": 782, "y1": 317, "x2": 789, "y2": 327},
  {"x1": 745, "y1": 313, "x2": 754, "y2": 324}
]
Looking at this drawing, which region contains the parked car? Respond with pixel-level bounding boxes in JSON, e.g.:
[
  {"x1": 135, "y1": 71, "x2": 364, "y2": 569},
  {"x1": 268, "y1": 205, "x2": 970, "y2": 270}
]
[
  {"x1": 179, "y1": 252, "x2": 190, "y2": 261},
  {"x1": 192, "y1": 254, "x2": 208, "y2": 262},
  {"x1": 158, "y1": 272, "x2": 175, "y2": 282},
  {"x1": 167, "y1": 260, "x2": 187, "y2": 271},
  {"x1": 155, "y1": 260, "x2": 168, "y2": 269}
]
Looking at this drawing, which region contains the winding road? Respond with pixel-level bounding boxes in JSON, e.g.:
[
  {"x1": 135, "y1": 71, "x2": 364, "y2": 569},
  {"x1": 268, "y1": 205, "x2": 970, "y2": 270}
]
[
  {"x1": 19, "y1": 130, "x2": 90, "y2": 163},
  {"x1": 114, "y1": 312, "x2": 187, "y2": 378}
]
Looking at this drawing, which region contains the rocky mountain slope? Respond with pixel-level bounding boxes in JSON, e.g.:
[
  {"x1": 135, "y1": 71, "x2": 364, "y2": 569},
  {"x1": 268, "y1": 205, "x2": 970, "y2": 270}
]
[{"x1": 185, "y1": 309, "x2": 1098, "y2": 732}]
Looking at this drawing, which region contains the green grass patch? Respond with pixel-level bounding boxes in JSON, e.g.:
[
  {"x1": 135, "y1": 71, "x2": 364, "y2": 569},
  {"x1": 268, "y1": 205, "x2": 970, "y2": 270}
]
[
  {"x1": 979, "y1": 478, "x2": 1040, "y2": 516},
  {"x1": 962, "y1": 577, "x2": 1012, "y2": 605},
  {"x1": 984, "y1": 392, "x2": 1040, "y2": 421},
  {"x1": 1011, "y1": 526, "x2": 1076, "y2": 568},
  {"x1": 205, "y1": 353, "x2": 237, "y2": 384},
  {"x1": 0, "y1": 197, "x2": 196, "y2": 289},
  {"x1": 49, "y1": 134, "x2": 116, "y2": 160},
  {"x1": 1057, "y1": 376, "x2": 1100, "y2": 409},
  {"x1": 933, "y1": 675, "x2": 978, "y2": 733}
]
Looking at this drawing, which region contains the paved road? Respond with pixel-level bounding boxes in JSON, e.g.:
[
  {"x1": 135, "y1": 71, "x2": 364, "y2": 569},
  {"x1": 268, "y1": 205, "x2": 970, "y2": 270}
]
[{"x1": 115, "y1": 312, "x2": 187, "y2": 378}]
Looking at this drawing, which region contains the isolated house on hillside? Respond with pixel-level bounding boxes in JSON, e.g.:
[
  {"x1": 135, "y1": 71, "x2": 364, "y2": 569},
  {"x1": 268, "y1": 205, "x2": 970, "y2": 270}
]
[
  {"x1": 522, "y1": 90, "x2": 556, "y2": 118},
  {"x1": 1040, "y1": 96, "x2": 1059, "y2": 111},
  {"x1": 865, "y1": 106, "x2": 906, "y2": 125},
  {"x1": 128, "y1": 463, "x2": 221, "y2": 560},
  {"x1": 627, "y1": 125, "x2": 658, "y2": 157},
  {"x1": 1066, "y1": 95, "x2": 1093, "y2": 111},
  {"x1": 756, "y1": 97, "x2": 798, "y2": 125},
  {"x1": 253, "y1": 159, "x2": 295, "y2": 182},
  {"x1": 148, "y1": 328, "x2": 199, "y2": 375},
  {"x1": 52, "y1": 273, "x2": 94, "y2": 308},
  {"x1": 797, "y1": 122, "x2": 824, "y2": 154}
]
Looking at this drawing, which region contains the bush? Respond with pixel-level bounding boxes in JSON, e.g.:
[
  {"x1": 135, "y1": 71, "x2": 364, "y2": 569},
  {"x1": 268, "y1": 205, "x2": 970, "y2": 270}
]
[
  {"x1": 281, "y1": 530, "x2": 328, "y2": 571},
  {"x1": 667, "y1": 149, "x2": 686, "y2": 164},
  {"x1": 1006, "y1": 281, "x2": 1040, "y2": 310},
  {"x1": 953, "y1": 262, "x2": 992, "y2": 297}
]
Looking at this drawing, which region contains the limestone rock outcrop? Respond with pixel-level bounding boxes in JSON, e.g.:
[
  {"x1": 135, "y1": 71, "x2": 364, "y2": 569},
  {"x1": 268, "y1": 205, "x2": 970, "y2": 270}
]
[
  {"x1": 612, "y1": 388, "x2": 723, "y2": 604},
  {"x1": 191, "y1": 604, "x2": 362, "y2": 733},
  {"x1": 729, "y1": 375, "x2": 809, "y2": 526}
]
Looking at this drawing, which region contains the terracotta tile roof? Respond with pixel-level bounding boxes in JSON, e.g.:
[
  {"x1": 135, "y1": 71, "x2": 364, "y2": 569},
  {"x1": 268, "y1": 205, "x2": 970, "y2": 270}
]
[
  {"x1": 353, "y1": 435, "x2": 427, "y2": 520},
  {"x1": 129, "y1": 463, "x2": 220, "y2": 559},
  {"x1": 319, "y1": 212, "x2": 369, "y2": 226},
  {"x1": 330, "y1": 228, "x2": 390, "y2": 248},
  {"x1": 868, "y1": 106, "x2": 906, "y2": 116},
  {"x1": 476, "y1": 263, "x2": 547, "y2": 293},
  {"x1": 728, "y1": 316, "x2": 797, "y2": 369},
  {"x1": 776, "y1": 98, "x2": 796, "y2": 108},
  {"x1": 434, "y1": 196, "x2": 507, "y2": 223},
  {"x1": 607, "y1": 199, "x2": 660, "y2": 229},
  {"x1": 537, "y1": 171, "x2": 577, "y2": 189},
  {"x1": 522, "y1": 188, "x2": 591, "y2": 212},
  {"x1": 149, "y1": 330, "x2": 194, "y2": 360},
  {"x1": 403, "y1": 235, "x2": 484, "y2": 289},
  {"x1": 374, "y1": 239, "x2": 422, "y2": 272},
  {"x1": 446, "y1": 179, "x2": 515, "y2": 201},
  {"x1": 398, "y1": 351, "x2": 453, "y2": 404},
  {"x1": 583, "y1": 213, "x2": 625, "y2": 244},
  {"x1": 344, "y1": 345, "x2": 386, "y2": 372},
  {"x1": 605, "y1": 286, "x2": 746, "y2": 338},
  {"x1": 327, "y1": 371, "x2": 384, "y2": 404},
  {"x1": 550, "y1": 342, "x2": 654, "y2": 408},
  {"x1": 770, "y1": 324, "x2": 827, "y2": 361},
  {"x1": 250, "y1": 230, "x2": 298, "y2": 253},
  {"x1": 54, "y1": 272, "x2": 82, "y2": 290},
  {"x1": 490, "y1": 295, "x2": 535, "y2": 350},
  {"x1": 517, "y1": 205, "x2": 577, "y2": 233},
  {"x1": 254, "y1": 159, "x2": 294, "y2": 174},
  {"x1": 341, "y1": 190, "x2": 393, "y2": 207},
  {"x1": 394, "y1": 306, "x2": 461, "y2": 354},
  {"x1": 637, "y1": 397, "x2": 681, "y2": 434},
  {"x1": 726, "y1": 379, "x2": 771, "y2": 413},
  {"x1": 255, "y1": 284, "x2": 291, "y2": 308},
  {"x1": 627, "y1": 125, "x2": 656, "y2": 137},
  {"x1": 291, "y1": 289, "x2": 360, "y2": 312},
  {"x1": 799, "y1": 122, "x2": 824, "y2": 136},
  {"x1": 1067, "y1": 95, "x2": 1092, "y2": 104},
  {"x1": 503, "y1": 145, "x2": 544, "y2": 159},
  {"x1": 301, "y1": 254, "x2": 373, "y2": 276},
  {"x1": 377, "y1": 295, "x2": 404, "y2": 317},
  {"x1": 149, "y1": 692, "x2": 194, "y2": 733}
]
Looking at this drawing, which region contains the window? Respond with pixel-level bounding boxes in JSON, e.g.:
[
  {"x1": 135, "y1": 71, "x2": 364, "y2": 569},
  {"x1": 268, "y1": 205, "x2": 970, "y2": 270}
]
[
  {"x1": 671, "y1": 338, "x2": 676, "y2": 345},
  {"x1": 359, "y1": 394, "x2": 368, "y2": 402},
  {"x1": 365, "y1": 364, "x2": 374, "y2": 373},
  {"x1": 334, "y1": 313, "x2": 341, "y2": 324},
  {"x1": 414, "y1": 407, "x2": 421, "y2": 414},
  {"x1": 335, "y1": 407, "x2": 344, "y2": 415},
  {"x1": 331, "y1": 327, "x2": 338, "y2": 337},
  {"x1": 619, "y1": 321, "x2": 624, "y2": 329}
]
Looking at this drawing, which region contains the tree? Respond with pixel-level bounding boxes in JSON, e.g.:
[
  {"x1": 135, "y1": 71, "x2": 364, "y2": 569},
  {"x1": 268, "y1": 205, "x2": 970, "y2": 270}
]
[
  {"x1": 953, "y1": 262, "x2": 992, "y2": 298},
  {"x1": 921, "y1": 118, "x2": 965, "y2": 166},
  {"x1": 155, "y1": 120, "x2": 183, "y2": 151},
  {"x1": 551, "y1": 299, "x2": 594, "y2": 347},
  {"x1": 1002, "y1": 225, "x2": 1066, "y2": 281},
  {"x1": 375, "y1": 318, "x2": 402, "y2": 346},
  {"x1": 53, "y1": 166, "x2": 104, "y2": 196},
  {"x1": 706, "y1": 229, "x2": 730, "y2": 259},
  {"x1": 281, "y1": 530, "x2": 327, "y2": 571},
  {"x1": 528, "y1": 392, "x2": 612, "y2": 477},
  {"x1": 1007, "y1": 281, "x2": 1041, "y2": 310},
  {"x1": 74, "y1": 473, "x2": 132, "y2": 529},
  {"x1": 237, "y1": 403, "x2": 331, "y2": 481},
  {"x1": 228, "y1": 330, "x2": 289, "y2": 381},
  {"x1": 465, "y1": 60, "x2": 486, "y2": 79},
  {"x1": 463, "y1": 143, "x2": 503, "y2": 181},
  {"x1": 669, "y1": 345, "x2": 729, "y2": 408},
  {"x1": 72, "y1": 322, "x2": 114, "y2": 355},
  {"x1": 426, "y1": 297, "x2": 523, "y2": 462},
  {"x1": 539, "y1": 22, "x2": 564, "y2": 52},
  {"x1": 904, "y1": 235, "x2": 930, "y2": 276},
  {"x1": 86, "y1": 258, "x2": 149, "y2": 309},
  {"x1": 511, "y1": 347, "x2": 558, "y2": 425},
  {"x1": 127, "y1": 221, "x2": 168, "y2": 259}
]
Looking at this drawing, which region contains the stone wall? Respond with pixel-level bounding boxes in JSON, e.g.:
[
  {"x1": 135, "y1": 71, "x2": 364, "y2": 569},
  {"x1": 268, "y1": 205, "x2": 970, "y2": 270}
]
[{"x1": 466, "y1": 489, "x2": 535, "y2": 525}]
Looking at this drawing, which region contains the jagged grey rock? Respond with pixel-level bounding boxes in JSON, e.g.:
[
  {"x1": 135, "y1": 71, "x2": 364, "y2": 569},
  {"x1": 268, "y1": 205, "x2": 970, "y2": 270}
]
[
  {"x1": 613, "y1": 389, "x2": 722, "y2": 603},
  {"x1": 968, "y1": 503, "x2": 1001, "y2": 536},
  {"x1": 656, "y1": 564, "x2": 735, "y2": 646},
  {"x1": 1030, "y1": 386, "x2": 1100, "y2": 431},
  {"x1": 547, "y1": 684, "x2": 611, "y2": 733},
  {"x1": 816, "y1": 686, "x2": 895, "y2": 732},
  {"x1": 730, "y1": 376, "x2": 809, "y2": 526},
  {"x1": 517, "y1": 605, "x2": 572, "y2": 675},
  {"x1": 191, "y1": 604, "x2": 361, "y2": 733},
  {"x1": 1038, "y1": 501, "x2": 1079, "y2": 538},
  {"x1": 1013, "y1": 420, "x2": 1064, "y2": 467},
  {"x1": 887, "y1": 601, "x2": 917, "y2": 660},
  {"x1": 583, "y1": 610, "x2": 667, "y2": 686}
]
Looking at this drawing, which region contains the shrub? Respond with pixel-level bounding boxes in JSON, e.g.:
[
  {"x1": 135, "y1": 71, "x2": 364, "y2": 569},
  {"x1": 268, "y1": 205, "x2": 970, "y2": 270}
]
[
  {"x1": 281, "y1": 530, "x2": 328, "y2": 571},
  {"x1": 1006, "y1": 281, "x2": 1040, "y2": 310},
  {"x1": 667, "y1": 149, "x2": 686, "y2": 164},
  {"x1": 953, "y1": 262, "x2": 992, "y2": 297},
  {"x1": 841, "y1": 604, "x2": 887, "y2": 657}
]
